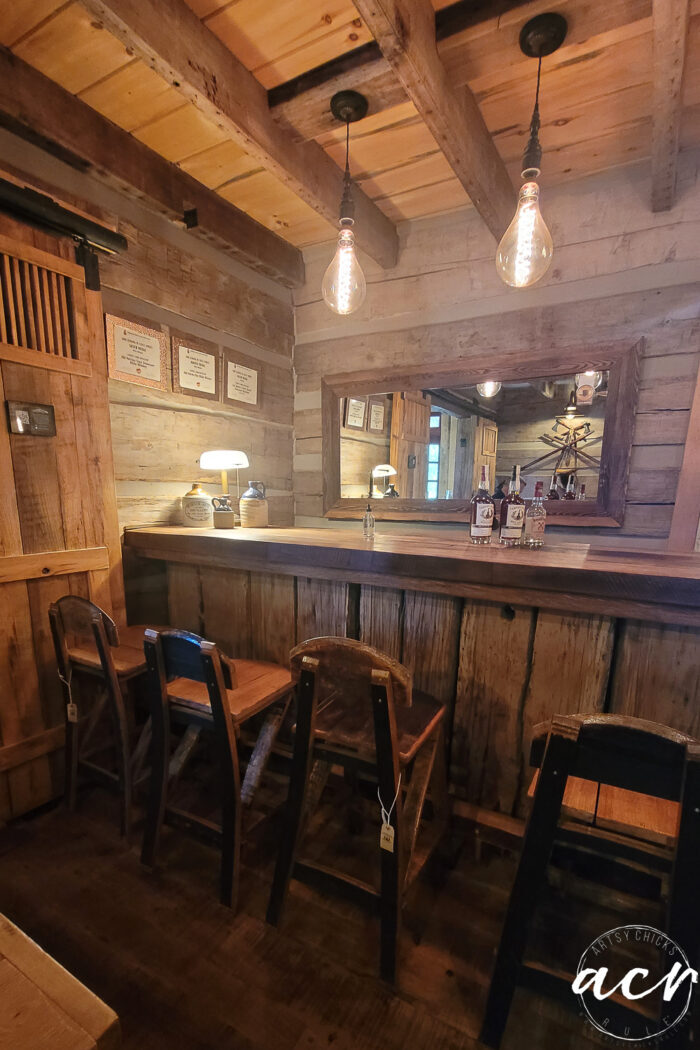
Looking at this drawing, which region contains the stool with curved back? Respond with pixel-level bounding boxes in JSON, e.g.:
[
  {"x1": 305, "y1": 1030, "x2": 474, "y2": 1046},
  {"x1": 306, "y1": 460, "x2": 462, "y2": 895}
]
[
  {"x1": 48, "y1": 595, "x2": 156, "y2": 842},
  {"x1": 480, "y1": 713, "x2": 700, "y2": 1048},
  {"x1": 140, "y1": 629, "x2": 293, "y2": 911},
  {"x1": 266, "y1": 636, "x2": 450, "y2": 983}
]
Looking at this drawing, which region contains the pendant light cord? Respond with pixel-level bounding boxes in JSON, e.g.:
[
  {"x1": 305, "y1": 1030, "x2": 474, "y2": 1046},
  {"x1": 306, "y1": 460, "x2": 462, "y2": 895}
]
[
  {"x1": 522, "y1": 55, "x2": 543, "y2": 177},
  {"x1": 339, "y1": 117, "x2": 355, "y2": 223}
]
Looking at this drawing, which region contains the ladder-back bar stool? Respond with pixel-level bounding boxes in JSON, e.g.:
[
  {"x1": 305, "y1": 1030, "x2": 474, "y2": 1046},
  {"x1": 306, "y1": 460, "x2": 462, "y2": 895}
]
[
  {"x1": 48, "y1": 595, "x2": 156, "y2": 841},
  {"x1": 140, "y1": 629, "x2": 293, "y2": 912},
  {"x1": 266, "y1": 636, "x2": 450, "y2": 983},
  {"x1": 480, "y1": 713, "x2": 700, "y2": 1048}
]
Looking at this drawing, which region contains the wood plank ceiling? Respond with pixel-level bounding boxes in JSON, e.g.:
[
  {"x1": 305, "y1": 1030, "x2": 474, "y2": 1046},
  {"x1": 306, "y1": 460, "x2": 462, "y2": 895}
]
[{"x1": 1, "y1": 0, "x2": 699, "y2": 257}]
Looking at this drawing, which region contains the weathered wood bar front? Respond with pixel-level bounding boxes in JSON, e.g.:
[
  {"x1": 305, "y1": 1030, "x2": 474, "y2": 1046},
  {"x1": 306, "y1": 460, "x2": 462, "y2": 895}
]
[{"x1": 125, "y1": 526, "x2": 700, "y2": 819}]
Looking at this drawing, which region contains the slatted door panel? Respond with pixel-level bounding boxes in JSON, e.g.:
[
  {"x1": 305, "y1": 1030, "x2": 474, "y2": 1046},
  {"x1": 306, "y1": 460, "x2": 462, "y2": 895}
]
[
  {"x1": 0, "y1": 217, "x2": 122, "y2": 819},
  {"x1": 0, "y1": 233, "x2": 91, "y2": 378}
]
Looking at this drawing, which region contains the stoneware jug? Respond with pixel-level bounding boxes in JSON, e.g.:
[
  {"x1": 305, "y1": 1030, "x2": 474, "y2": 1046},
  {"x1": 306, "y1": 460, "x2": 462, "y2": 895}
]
[
  {"x1": 239, "y1": 480, "x2": 268, "y2": 528},
  {"x1": 181, "y1": 482, "x2": 213, "y2": 528}
]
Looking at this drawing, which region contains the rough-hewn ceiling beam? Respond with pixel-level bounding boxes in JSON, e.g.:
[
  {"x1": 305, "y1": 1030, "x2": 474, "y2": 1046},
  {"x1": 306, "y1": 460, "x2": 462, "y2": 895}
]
[
  {"x1": 76, "y1": 0, "x2": 399, "y2": 270},
  {"x1": 650, "y1": 0, "x2": 690, "y2": 211},
  {"x1": 0, "y1": 47, "x2": 304, "y2": 288},
  {"x1": 352, "y1": 0, "x2": 515, "y2": 240},
  {"x1": 269, "y1": 0, "x2": 650, "y2": 142}
]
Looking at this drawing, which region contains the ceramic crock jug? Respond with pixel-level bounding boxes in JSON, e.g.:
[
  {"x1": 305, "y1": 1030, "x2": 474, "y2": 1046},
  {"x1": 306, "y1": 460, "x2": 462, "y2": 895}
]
[
  {"x1": 181, "y1": 482, "x2": 213, "y2": 527},
  {"x1": 239, "y1": 480, "x2": 268, "y2": 528}
]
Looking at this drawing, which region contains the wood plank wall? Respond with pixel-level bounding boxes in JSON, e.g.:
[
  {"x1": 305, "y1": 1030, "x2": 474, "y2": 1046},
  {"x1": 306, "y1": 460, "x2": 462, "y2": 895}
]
[
  {"x1": 293, "y1": 155, "x2": 700, "y2": 541},
  {"x1": 0, "y1": 215, "x2": 124, "y2": 820},
  {"x1": 155, "y1": 561, "x2": 700, "y2": 818},
  {"x1": 0, "y1": 131, "x2": 296, "y2": 538}
]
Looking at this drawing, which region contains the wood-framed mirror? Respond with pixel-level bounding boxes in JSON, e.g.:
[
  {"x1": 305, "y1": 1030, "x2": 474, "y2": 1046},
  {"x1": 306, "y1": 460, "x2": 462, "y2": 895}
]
[{"x1": 321, "y1": 340, "x2": 641, "y2": 527}]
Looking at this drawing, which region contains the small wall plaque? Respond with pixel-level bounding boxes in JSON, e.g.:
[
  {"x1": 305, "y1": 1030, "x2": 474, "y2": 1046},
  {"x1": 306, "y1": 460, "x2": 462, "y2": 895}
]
[
  {"x1": 105, "y1": 313, "x2": 168, "y2": 390},
  {"x1": 223, "y1": 347, "x2": 262, "y2": 410},
  {"x1": 7, "y1": 400, "x2": 56, "y2": 436},
  {"x1": 171, "y1": 332, "x2": 220, "y2": 401}
]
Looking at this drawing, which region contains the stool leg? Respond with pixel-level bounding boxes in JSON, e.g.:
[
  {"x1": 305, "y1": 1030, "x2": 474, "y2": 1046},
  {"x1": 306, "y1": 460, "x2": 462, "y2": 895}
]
[
  {"x1": 267, "y1": 667, "x2": 317, "y2": 926},
  {"x1": 218, "y1": 732, "x2": 242, "y2": 911},
  {"x1": 666, "y1": 746, "x2": 700, "y2": 1049},
  {"x1": 140, "y1": 690, "x2": 171, "y2": 869},
  {"x1": 109, "y1": 683, "x2": 133, "y2": 844},
  {"x1": 480, "y1": 729, "x2": 577, "y2": 1048},
  {"x1": 64, "y1": 706, "x2": 79, "y2": 812},
  {"x1": 372, "y1": 672, "x2": 402, "y2": 984}
]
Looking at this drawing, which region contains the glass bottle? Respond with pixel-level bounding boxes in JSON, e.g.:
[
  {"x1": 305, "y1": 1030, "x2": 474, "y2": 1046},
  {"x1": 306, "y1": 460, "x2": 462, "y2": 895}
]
[
  {"x1": 577, "y1": 483, "x2": 587, "y2": 501},
  {"x1": 469, "y1": 465, "x2": 495, "y2": 545},
  {"x1": 499, "y1": 465, "x2": 525, "y2": 547},
  {"x1": 523, "y1": 481, "x2": 546, "y2": 549},
  {"x1": 362, "y1": 503, "x2": 375, "y2": 540},
  {"x1": 546, "y1": 473, "x2": 560, "y2": 500},
  {"x1": 563, "y1": 475, "x2": 576, "y2": 500}
]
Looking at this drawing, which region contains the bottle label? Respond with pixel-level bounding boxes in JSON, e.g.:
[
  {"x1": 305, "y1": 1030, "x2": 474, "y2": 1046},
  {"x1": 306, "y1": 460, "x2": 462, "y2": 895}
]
[
  {"x1": 470, "y1": 503, "x2": 494, "y2": 536},
  {"x1": 524, "y1": 517, "x2": 545, "y2": 540},
  {"x1": 501, "y1": 503, "x2": 525, "y2": 539}
]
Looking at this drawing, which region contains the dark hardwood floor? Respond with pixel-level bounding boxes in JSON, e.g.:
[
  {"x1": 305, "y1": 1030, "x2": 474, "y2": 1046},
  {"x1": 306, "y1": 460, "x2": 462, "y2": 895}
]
[{"x1": 0, "y1": 778, "x2": 633, "y2": 1050}]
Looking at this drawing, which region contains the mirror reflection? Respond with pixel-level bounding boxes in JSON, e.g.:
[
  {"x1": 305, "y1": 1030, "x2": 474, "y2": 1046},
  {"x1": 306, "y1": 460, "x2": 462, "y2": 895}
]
[{"x1": 340, "y1": 372, "x2": 608, "y2": 502}]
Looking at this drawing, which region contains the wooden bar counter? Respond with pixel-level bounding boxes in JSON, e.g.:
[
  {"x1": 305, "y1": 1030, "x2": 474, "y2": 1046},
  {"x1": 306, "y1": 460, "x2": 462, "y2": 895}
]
[{"x1": 125, "y1": 526, "x2": 700, "y2": 818}]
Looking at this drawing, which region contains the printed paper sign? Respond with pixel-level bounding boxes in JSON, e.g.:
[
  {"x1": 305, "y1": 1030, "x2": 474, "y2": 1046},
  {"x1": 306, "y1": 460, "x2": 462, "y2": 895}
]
[
  {"x1": 227, "y1": 361, "x2": 258, "y2": 405},
  {"x1": 178, "y1": 345, "x2": 216, "y2": 394},
  {"x1": 114, "y1": 324, "x2": 162, "y2": 382}
]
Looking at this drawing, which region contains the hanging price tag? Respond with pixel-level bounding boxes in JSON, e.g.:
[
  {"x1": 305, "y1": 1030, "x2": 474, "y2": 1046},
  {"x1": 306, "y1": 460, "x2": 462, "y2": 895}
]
[
  {"x1": 66, "y1": 702, "x2": 78, "y2": 723},
  {"x1": 380, "y1": 822, "x2": 395, "y2": 853}
]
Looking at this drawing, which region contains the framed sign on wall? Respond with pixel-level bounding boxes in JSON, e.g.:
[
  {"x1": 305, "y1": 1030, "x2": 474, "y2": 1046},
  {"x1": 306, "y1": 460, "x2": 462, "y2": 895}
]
[
  {"x1": 171, "y1": 332, "x2": 220, "y2": 401},
  {"x1": 223, "y1": 348, "x2": 261, "y2": 409},
  {"x1": 343, "y1": 395, "x2": 367, "y2": 431},
  {"x1": 105, "y1": 314, "x2": 168, "y2": 390},
  {"x1": 367, "y1": 396, "x2": 387, "y2": 434}
]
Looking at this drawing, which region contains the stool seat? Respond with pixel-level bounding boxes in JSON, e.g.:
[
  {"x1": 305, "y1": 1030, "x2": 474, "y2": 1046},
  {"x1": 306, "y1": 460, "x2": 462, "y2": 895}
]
[
  {"x1": 167, "y1": 659, "x2": 292, "y2": 724},
  {"x1": 313, "y1": 689, "x2": 445, "y2": 765},
  {"x1": 68, "y1": 623, "x2": 158, "y2": 678}
]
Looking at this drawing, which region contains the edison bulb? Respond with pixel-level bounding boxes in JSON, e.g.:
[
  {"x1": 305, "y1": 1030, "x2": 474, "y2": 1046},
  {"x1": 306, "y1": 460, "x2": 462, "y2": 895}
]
[
  {"x1": 322, "y1": 227, "x2": 366, "y2": 315},
  {"x1": 496, "y1": 181, "x2": 553, "y2": 288},
  {"x1": 575, "y1": 370, "x2": 603, "y2": 389},
  {"x1": 476, "y1": 381, "x2": 502, "y2": 397}
]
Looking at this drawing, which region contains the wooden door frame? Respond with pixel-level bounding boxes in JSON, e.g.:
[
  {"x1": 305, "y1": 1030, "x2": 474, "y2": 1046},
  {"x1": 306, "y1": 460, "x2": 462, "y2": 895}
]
[{"x1": 321, "y1": 338, "x2": 642, "y2": 526}]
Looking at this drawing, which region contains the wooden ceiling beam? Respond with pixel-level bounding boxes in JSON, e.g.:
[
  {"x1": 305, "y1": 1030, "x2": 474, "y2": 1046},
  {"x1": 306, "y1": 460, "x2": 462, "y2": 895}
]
[
  {"x1": 0, "y1": 47, "x2": 304, "y2": 288},
  {"x1": 270, "y1": 0, "x2": 651, "y2": 143},
  {"x1": 650, "y1": 0, "x2": 690, "y2": 211},
  {"x1": 76, "y1": 0, "x2": 399, "y2": 270},
  {"x1": 352, "y1": 0, "x2": 515, "y2": 241}
]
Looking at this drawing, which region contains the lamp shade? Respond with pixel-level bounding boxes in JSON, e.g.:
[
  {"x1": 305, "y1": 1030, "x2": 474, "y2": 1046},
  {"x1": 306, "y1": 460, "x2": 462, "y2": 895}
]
[
  {"x1": 199, "y1": 449, "x2": 249, "y2": 471},
  {"x1": 372, "y1": 463, "x2": 397, "y2": 478}
]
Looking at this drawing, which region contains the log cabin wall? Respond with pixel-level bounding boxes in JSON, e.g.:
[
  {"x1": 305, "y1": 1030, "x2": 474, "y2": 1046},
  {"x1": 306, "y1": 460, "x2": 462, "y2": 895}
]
[
  {"x1": 0, "y1": 129, "x2": 296, "y2": 536},
  {"x1": 293, "y1": 154, "x2": 700, "y2": 544}
]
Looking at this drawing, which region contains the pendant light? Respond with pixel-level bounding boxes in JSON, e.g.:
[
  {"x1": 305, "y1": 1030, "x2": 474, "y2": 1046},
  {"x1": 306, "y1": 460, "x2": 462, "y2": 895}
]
[
  {"x1": 476, "y1": 381, "x2": 502, "y2": 398},
  {"x1": 322, "y1": 91, "x2": 368, "y2": 316},
  {"x1": 496, "y1": 13, "x2": 567, "y2": 289}
]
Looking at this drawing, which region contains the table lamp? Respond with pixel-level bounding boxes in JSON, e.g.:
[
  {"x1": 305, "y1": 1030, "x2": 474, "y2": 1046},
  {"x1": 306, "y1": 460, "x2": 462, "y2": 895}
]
[
  {"x1": 199, "y1": 449, "x2": 249, "y2": 528},
  {"x1": 369, "y1": 463, "x2": 397, "y2": 498}
]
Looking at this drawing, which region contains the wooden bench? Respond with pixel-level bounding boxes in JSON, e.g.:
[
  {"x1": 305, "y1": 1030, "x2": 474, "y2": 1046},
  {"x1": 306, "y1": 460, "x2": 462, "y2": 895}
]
[{"x1": 0, "y1": 914, "x2": 120, "y2": 1049}]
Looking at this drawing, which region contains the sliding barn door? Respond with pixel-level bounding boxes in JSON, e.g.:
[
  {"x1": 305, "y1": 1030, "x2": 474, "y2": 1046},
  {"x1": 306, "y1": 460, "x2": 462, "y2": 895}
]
[
  {"x1": 389, "y1": 391, "x2": 431, "y2": 499},
  {"x1": 0, "y1": 216, "x2": 123, "y2": 820}
]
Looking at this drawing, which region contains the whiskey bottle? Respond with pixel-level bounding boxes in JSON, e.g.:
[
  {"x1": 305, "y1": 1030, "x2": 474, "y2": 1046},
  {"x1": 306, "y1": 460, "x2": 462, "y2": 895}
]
[
  {"x1": 499, "y1": 465, "x2": 525, "y2": 547},
  {"x1": 563, "y1": 475, "x2": 576, "y2": 500},
  {"x1": 469, "y1": 465, "x2": 495, "y2": 545},
  {"x1": 547, "y1": 473, "x2": 560, "y2": 500},
  {"x1": 523, "y1": 481, "x2": 546, "y2": 548},
  {"x1": 577, "y1": 483, "x2": 587, "y2": 501}
]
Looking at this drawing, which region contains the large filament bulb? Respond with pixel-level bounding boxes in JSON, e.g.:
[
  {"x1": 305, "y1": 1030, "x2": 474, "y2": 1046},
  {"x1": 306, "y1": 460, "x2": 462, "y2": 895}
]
[
  {"x1": 496, "y1": 181, "x2": 553, "y2": 289},
  {"x1": 322, "y1": 227, "x2": 366, "y2": 315}
]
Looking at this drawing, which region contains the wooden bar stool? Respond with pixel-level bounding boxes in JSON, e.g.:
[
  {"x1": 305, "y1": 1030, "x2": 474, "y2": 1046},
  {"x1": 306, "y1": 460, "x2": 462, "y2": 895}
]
[
  {"x1": 49, "y1": 595, "x2": 156, "y2": 842},
  {"x1": 480, "y1": 714, "x2": 700, "y2": 1048},
  {"x1": 266, "y1": 637, "x2": 450, "y2": 983},
  {"x1": 140, "y1": 629, "x2": 293, "y2": 911}
]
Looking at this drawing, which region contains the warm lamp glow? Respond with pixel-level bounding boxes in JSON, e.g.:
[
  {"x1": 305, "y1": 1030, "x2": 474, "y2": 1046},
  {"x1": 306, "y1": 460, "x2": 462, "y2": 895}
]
[
  {"x1": 496, "y1": 181, "x2": 553, "y2": 289},
  {"x1": 322, "y1": 227, "x2": 366, "y2": 315},
  {"x1": 575, "y1": 370, "x2": 603, "y2": 389},
  {"x1": 199, "y1": 450, "x2": 249, "y2": 471},
  {"x1": 476, "y1": 381, "x2": 502, "y2": 398},
  {"x1": 199, "y1": 449, "x2": 249, "y2": 496},
  {"x1": 372, "y1": 464, "x2": 397, "y2": 478}
]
